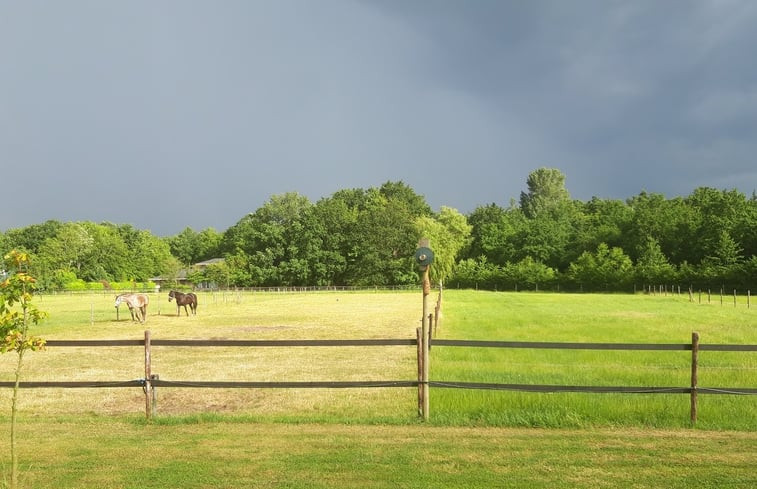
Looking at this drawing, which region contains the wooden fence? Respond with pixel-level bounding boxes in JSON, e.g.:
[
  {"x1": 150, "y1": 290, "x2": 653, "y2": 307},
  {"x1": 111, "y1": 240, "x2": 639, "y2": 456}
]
[{"x1": 2, "y1": 331, "x2": 755, "y2": 422}]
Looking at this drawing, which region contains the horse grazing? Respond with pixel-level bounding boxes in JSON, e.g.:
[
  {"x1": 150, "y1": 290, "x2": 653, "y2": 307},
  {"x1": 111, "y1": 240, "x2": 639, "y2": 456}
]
[
  {"x1": 115, "y1": 293, "x2": 149, "y2": 323},
  {"x1": 168, "y1": 290, "x2": 197, "y2": 316}
]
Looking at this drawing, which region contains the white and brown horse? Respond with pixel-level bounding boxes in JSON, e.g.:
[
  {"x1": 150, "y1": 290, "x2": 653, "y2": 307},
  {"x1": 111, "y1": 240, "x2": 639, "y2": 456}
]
[
  {"x1": 168, "y1": 290, "x2": 197, "y2": 316},
  {"x1": 115, "y1": 293, "x2": 149, "y2": 323}
]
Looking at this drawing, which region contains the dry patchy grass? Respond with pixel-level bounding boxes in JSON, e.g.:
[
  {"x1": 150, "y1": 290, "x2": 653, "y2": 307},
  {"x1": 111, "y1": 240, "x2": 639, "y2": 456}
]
[{"x1": 1, "y1": 291, "x2": 422, "y2": 418}]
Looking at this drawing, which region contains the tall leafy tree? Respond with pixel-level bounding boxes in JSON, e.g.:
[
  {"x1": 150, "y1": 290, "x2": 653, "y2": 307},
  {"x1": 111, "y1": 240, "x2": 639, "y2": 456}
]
[
  {"x1": 635, "y1": 236, "x2": 676, "y2": 285},
  {"x1": 346, "y1": 185, "x2": 429, "y2": 285},
  {"x1": 571, "y1": 197, "x2": 633, "y2": 261},
  {"x1": 36, "y1": 222, "x2": 94, "y2": 278},
  {"x1": 414, "y1": 207, "x2": 472, "y2": 288},
  {"x1": 515, "y1": 168, "x2": 579, "y2": 269},
  {"x1": 686, "y1": 187, "x2": 750, "y2": 265},
  {"x1": 81, "y1": 222, "x2": 132, "y2": 281},
  {"x1": 568, "y1": 243, "x2": 633, "y2": 291},
  {"x1": 168, "y1": 227, "x2": 202, "y2": 267},
  {"x1": 519, "y1": 168, "x2": 571, "y2": 219},
  {"x1": 3, "y1": 220, "x2": 63, "y2": 254},
  {"x1": 221, "y1": 192, "x2": 314, "y2": 286},
  {"x1": 465, "y1": 203, "x2": 526, "y2": 265},
  {"x1": 625, "y1": 192, "x2": 697, "y2": 264}
]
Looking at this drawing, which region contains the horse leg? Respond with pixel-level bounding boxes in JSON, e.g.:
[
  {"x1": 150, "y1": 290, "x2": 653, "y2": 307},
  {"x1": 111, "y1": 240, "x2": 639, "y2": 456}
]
[{"x1": 141, "y1": 306, "x2": 147, "y2": 323}]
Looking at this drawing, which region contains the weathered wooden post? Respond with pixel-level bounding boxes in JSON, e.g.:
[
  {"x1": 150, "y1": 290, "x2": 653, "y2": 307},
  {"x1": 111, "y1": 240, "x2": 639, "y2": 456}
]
[
  {"x1": 690, "y1": 331, "x2": 700, "y2": 424},
  {"x1": 415, "y1": 239, "x2": 434, "y2": 421},
  {"x1": 150, "y1": 373, "x2": 159, "y2": 418},
  {"x1": 416, "y1": 327, "x2": 423, "y2": 416},
  {"x1": 144, "y1": 330, "x2": 153, "y2": 420}
]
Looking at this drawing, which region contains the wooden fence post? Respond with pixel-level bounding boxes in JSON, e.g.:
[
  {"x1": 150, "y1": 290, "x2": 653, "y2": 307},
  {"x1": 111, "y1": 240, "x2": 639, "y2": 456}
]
[
  {"x1": 416, "y1": 327, "x2": 423, "y2": 417},
  {"x1": 691, "y1": 331, "x2": 699, "y2": 424},
  {"x1": 416, "y1": 239, "x2": 432, "y2": 421},
  {"x1": 150, "y1": 374, "x2": 159, "y2": 418},
  {"x1": 144, "y1": 330, "x2": 153, "y2": 420},
  {"x1": 421, "y1": 267, "x2": 430, "y2": 420}
]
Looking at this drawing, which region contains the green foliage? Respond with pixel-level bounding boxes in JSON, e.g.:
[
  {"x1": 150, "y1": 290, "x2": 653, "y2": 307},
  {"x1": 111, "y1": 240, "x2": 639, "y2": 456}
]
[
  {"x1": 2, "y1": 174, "x2": 756, "y2": 292},
  {"x1": 167, "y1": 227, "x2": 222, "y2": 267},
  {"x1": 519, "y1": 167, "x2": 571, "y2": 219},
  {"x1": 634, "y1": 236, "x2": 676, "y2": 284},
  {"x1": 1, "y1": 251, "x2": 47, "y2": 352},
  {"x1": 568, "y1": 243, "x2": 633, "y2": 291},
  {"x1": 1, "y1": 250, "x2": 47, "y2": 489},
  {"x1": 414, "y1": 207, "x2": 472, "y2": 286}
]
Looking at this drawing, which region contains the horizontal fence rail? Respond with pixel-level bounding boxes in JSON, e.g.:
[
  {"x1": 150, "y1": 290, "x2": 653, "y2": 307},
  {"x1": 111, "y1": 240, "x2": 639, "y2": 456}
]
[
  {"x1": 1, "y1": 333, "x2": 755, "y2": 422},
  {"x1": 431, "y1": 339, "x2": 757, "y2": 351},
  {"x1": 427, "y1": 382, "x2": 757, "y2": 395},
  {"x1": 43, "y1": 339, "x2": 417, "y2": 347}
]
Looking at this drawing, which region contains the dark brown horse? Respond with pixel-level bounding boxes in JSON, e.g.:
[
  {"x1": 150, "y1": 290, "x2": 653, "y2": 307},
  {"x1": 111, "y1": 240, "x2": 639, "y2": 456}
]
[{"x1": 168, "y1": 290, "x2": 197, "y2": 316}]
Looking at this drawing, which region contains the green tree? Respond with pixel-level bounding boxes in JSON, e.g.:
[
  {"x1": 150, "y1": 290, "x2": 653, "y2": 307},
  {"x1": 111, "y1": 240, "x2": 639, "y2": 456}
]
[
  {"x1": 221, "y1": 192, "x2": 314, "y2": 286},
  {"x1": 506, "y1": 256, "x2": 557, "y2": 290},
  {"x1": 570, "y1": 197, "x2": 633, "y2": 263},
  {"x1": 465, "y1": 203, "x2": 526, "y2": 265},
  {"x1": 78, "y1": 222, "x2": 131, "y2": 281},
  {"x1": 634, "y1": 236, "x2": 676, "y2": 286},
  {"x1": 167, "y1": 227, "x2": 222, "y2": 267},
  {"x1": 378, "y1": 180, "x2": 433, "y2": 217},
  {"x1": 168, "y1": 227, "x2": 202, "y2": 267},
  {"x1": 519, "y1": 167, "x2": 571, "y2": 219},
  {"x1": 686, "y1": 187, "x2": 750, "y2": 265},
  {"x1": 310, "y1": 196, "x2": 355, "y2": 285},
  {"x1": 3, "y1": 220, "x2": 63, "y2": 254},
  {"x1": 568, "y1": 243, "x2": 633, "y2": 291},
  {"x1": 347, "y1": 188, "x2": 421, "y2": 285},
  {"x1": 625, "y1": 192, "x2": 697, "y2": 265},
  {"x1": 414, "y1": 207, "x2": 472, "y2": 288},
  {"x1": 1, "y1": 251, "x2": 47, "y2": 489}
]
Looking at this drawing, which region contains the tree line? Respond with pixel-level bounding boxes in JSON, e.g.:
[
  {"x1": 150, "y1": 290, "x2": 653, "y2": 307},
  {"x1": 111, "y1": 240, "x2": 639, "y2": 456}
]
[{"x1": 2, "y1": 170, "x2": 755, "y2": 292}]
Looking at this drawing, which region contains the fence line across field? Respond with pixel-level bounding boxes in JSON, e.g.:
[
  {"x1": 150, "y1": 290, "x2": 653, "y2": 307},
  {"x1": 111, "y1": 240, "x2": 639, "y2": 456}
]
[{"x1": 2, "y1": 332, "x2": 755, "y2": 422}]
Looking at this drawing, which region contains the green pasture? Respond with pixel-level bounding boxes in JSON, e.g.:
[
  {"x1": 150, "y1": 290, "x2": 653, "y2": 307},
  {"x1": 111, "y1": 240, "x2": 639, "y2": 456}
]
[
  {"x1": 432, "y1": 290, "x2": 757, "y2": 430},
  {"x1": 1, "y1": 290, "x2": 756, "y2": 488}
]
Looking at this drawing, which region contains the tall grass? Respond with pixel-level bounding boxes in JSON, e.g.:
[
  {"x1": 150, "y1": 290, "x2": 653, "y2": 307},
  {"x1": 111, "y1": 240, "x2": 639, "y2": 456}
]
[{"x1": 431, "y1": 290, "x2": 757, "y2": 429}]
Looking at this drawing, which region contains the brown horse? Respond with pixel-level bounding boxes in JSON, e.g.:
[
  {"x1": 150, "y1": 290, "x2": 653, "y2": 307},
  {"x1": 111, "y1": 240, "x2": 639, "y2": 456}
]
[
  {"x1": 168, "y1": 290, "x2": 197, "y2": 316},
  {"x1": 115, "y1": 293, "x2": 149, "y2": 323}
]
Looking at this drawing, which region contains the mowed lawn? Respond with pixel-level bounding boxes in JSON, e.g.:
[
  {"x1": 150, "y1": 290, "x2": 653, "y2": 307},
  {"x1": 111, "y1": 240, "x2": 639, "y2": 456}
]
[{"x1": 0, "y1": 289, "x2": 755, "y2": 488}]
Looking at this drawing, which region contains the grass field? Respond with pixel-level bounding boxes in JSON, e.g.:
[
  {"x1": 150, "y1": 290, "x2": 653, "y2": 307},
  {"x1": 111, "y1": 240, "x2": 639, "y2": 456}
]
[
  {"x1": 0, "y1": 289, "x2": 755, "y2": 488},
  {"x1": 432, "y1": 290, "x2": 757, "y2": 430}
]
